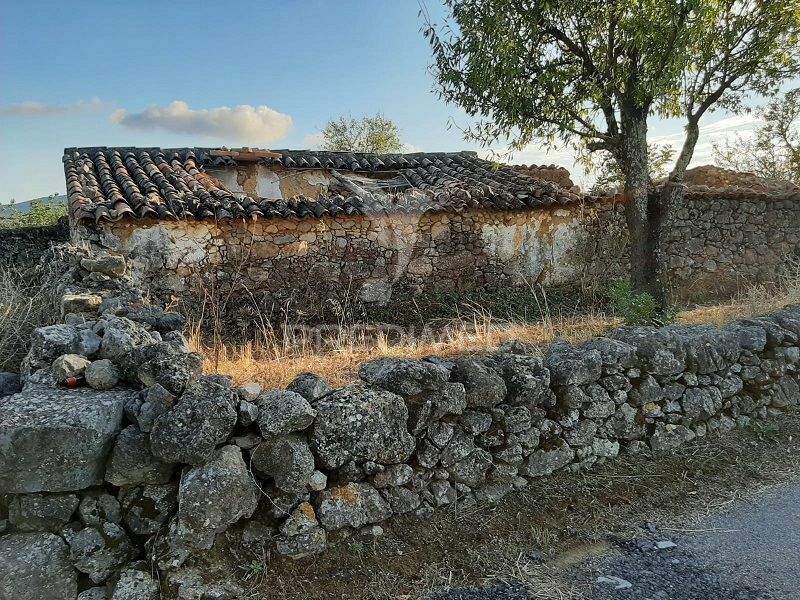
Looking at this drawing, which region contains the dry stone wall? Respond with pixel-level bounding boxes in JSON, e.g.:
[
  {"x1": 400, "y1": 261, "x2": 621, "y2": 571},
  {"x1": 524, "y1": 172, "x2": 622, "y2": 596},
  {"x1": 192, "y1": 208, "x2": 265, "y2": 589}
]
[
  {"x1": 662, "y1": 195, "x2": 800, "y2": 302},
  {"x1": 1, "y1": 244, "x2": 799, "y2": 598},
  {"x1": 0, "y1": 221, "x2": 69, "y2": 273}
]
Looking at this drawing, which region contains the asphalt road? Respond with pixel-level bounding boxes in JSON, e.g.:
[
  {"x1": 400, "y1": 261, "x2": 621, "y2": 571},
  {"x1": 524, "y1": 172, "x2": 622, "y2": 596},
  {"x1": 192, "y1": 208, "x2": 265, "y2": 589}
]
[{"x1": 437, "y1": 480, "x2": 800, "y2": 600}]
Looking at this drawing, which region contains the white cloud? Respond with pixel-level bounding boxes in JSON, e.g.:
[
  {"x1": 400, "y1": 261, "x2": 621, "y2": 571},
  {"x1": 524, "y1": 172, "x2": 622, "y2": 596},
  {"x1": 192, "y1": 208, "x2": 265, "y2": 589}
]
[
  {"x1": 111, "y1": 100, "x2": 293, "y2": 144},
  {"x1": 1, "y1": 97, "x2": 102, "y2": 117},
  {"x1": 302, "y1": 131, "x2": 325, "y2": 149},
  {"x1": 401, "y1": 143, "x2": 423, "y2": 153}
]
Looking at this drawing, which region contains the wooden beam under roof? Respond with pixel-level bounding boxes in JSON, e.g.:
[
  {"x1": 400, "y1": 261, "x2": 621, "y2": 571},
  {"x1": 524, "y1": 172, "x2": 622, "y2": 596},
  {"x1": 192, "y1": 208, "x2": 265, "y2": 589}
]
[{"x1": 210, "y1": 148, "x2": 282, "y2": 161}]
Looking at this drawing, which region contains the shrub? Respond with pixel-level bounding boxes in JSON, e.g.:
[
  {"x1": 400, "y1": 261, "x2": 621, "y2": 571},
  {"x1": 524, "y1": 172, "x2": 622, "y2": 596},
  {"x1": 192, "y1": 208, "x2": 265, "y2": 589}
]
[
  {"x1": 0, "y1": 195, "x2": 66, "y2": 229},
  {"x1": 605, "y1": 279, "x2": 666, "y2": 326}
]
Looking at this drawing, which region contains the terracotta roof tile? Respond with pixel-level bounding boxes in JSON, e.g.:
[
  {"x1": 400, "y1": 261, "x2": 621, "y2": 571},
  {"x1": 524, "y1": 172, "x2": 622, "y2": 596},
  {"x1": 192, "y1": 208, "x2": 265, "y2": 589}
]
[{"x1": 63, "y1": 147, "x2": 593, "y2": 225}]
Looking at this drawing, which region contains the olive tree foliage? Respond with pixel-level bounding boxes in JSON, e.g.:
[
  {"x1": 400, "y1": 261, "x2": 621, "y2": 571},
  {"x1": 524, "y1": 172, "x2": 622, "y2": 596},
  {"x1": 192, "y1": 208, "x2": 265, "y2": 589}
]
[
  {"x1": 423, "y1": 0, "x2": 800, "y2": 300},
  {"x1": 320, "y1": 113, "x2": 404, "y2": 154},
  {"x1": 713, "y1": 88, "x2": 800, "y2": 183}
]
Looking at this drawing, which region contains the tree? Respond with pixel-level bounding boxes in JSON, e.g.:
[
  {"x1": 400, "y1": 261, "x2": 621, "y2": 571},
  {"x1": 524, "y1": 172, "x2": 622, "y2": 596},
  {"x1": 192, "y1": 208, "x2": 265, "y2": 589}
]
[
  {"x1": 591, "y1": 144, "x2": 675, "y2": 195},
  {"x1": 321, "y1": 113, "x2": 404, "y2": 153},
  {"x1": 713, "y1": 88, "x2": 800, "y2": 183},
  {"x1": 423, "y1": 1, "x2": 800, "y2": 301}
]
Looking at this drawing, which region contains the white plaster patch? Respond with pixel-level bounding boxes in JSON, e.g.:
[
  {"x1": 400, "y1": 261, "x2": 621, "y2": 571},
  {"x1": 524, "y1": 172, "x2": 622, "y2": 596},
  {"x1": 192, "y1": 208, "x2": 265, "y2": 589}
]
[
  {"x1": 255, "y1": 166, "x2": 282, "y2": 198},
  {"x1": 549, "y1": 220, "x2": 585, "y2": 281}
]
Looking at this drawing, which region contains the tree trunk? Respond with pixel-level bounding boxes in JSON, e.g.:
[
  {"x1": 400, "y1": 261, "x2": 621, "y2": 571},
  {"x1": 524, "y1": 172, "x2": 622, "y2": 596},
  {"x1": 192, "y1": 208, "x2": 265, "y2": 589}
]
[{"x1": 618, "y1": 108, "x2": 663, "y2": 301}]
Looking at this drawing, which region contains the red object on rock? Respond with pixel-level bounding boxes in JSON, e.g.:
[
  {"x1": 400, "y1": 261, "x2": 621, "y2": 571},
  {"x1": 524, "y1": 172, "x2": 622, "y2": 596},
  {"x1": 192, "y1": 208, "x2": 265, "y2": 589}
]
[{"x1": 66, "y1": 377, "x2": 79, "y2": 388}]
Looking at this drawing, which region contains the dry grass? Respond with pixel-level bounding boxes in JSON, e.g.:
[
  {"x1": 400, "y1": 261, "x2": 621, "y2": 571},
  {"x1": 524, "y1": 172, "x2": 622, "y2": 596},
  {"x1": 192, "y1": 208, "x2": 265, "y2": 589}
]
[
  {"x1": 679, "y1": 258, "x2": 800, "y2": 326},
  {"x1": 189, "y1": 261, "x2": 800, "y2": 391},
  {"x1": 189, "y1": 309, "x2": 617, "y2": 389},
  {"x1": 0, "y1": 266, "x2": 60, "y2": 371}
]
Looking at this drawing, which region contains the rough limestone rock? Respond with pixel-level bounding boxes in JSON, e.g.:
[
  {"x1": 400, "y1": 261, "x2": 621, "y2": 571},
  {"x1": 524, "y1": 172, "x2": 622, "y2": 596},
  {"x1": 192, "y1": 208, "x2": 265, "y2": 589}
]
[
  {"x1": 115, "y1": 304, "x2": 186, "y2": 334},
  {"x1": 150, "y1": 377, "x2": 237, "y2": 466},
  {"x1": 8, "y1": 492, "x2": 79, "y2": 532},
  {"x1": 238, "y1": 399, "x2": 259, "y2": 426},
  {"x1": 371, "y1": 463, "x2": 414, "y2": 489},
  {"x1": 51, "y1": 353, "x2": 91, "y2": 383},
  {"x1": 133, "y1": 384, "x2": 176, "y2": 433},
  {"x1": 61, "y1": 292, "x2": 102, "y2": 316},
  {"x1": 447, "y1": 448, "x2": 493, "y2": 486},
  {"x1": 105, "y1": 425, "x2": 175, "y2": 487},
  {"x1": 450, "y1": 358, "x2": 507, "y2": 408},
  {"x1": 115, "y1": 342, "x2": 181, "y2": 385},
  {"x1": 78, "y1": 588, "x2": 109, "y2": 600},
  {"x1": 136, "y1": 352, "x2": 203, "y2": 396},
  {"x1": 159, "y1": 446, "x2": 258, "y2": 568},
  {"x1": 310, "y1": 384, "x2": 416, "y2": 469},
  {"x1": 255, "y1": 390, "x2": 317, "y2": 438},
  {"x1": 544, "y1": 341, "x2": 602, "y2": 386},
  {"x1": 358, "y1": 357, "x2": 449, "y2": 396},
  {"x1": 275, "y1": 502, "x2": 327, "y2": 559},
  {"x1": 0, "y1": 533, "x2": 77, "y2": 600},
  {"x1": 520, "y1": 440, "x2": 575, "y2": 477},
  {"x1": 681, "y1": 387, "x2": 717, "y2": 420},
  {"x1": 381, "y1": 486, "x2": 421, "y2": 514},
  {"x1": 62, "y1": 522, "x2": 138, "y2": 584},
  {"x1": 0, "y1": 387, "x2": 126, "y2": 493},
  {"x1": 607, "y1": 403, "x2": 646, "y2": 441},
  {"x1": 491, "y1": 353, "x2": 552, "y2": 406},
  {"x1": 119, "y1": 483, "x2": 177, "y2": 536},
  {"x1": 26, "y1": 324, "x2": 102, "y2": 371},
  {"x1": 78, "y1": 490, "x2": 122, "y2": 527},
  {"x1": 81, "y1": 254, "x2": 126, "y2": 277},
  {"x1": 669, "y1": 325, "x2": 740, "y2": 374},
  {"x1": 582, "y1": 337, "x2": 637, "y2": 369},
  {"x1": 251, "y1": 434, "x2": 315, "y2": 494},
  {"x1": 649, "y1": 423, "x2": 696, "y2": 452},
  {"x1": 0, "y1": 372, "x2": 21, "y2": 396},
  {"x1": 85, "y1": 359, "x2": 120, "y2": 390},
  {"x1": 111, "y1": 565, "x2": 159, "y2": 600},
  {"x1": 609, "y1": 327, "x2": 686, "y2": 376},
  {"x1": 315, "y1": 482, "x2": 393, "y2": 530},
  {"x1": 98, "y1": 317, "x2": 158, "y2": 365},
  {"x1": 287, "y1": 372, "x2": 334, "y2": 402}
]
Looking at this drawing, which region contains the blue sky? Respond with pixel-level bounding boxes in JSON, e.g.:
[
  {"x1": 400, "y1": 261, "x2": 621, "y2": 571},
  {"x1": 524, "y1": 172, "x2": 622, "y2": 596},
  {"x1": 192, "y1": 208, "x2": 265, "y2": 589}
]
[{"x1": 0, "y1": 0, "x2": 790, "y2": 202}]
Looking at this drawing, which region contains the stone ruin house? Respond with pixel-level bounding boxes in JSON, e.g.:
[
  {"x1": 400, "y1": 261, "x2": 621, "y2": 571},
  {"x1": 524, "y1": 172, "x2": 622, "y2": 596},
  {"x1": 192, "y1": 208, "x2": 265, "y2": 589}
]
[
  {"x1": 0, "y1": 148, "x2": 798, "y2": 598},
  {"x1": 63, "y1": 146, "x2": 800, "y2": 316}
]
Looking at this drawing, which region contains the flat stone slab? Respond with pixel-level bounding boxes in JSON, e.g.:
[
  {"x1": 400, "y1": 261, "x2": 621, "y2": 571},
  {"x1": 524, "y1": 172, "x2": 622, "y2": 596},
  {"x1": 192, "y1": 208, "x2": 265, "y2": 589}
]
[{"x1": 0, "y1": 386, "x2": 129, "y2": 493}]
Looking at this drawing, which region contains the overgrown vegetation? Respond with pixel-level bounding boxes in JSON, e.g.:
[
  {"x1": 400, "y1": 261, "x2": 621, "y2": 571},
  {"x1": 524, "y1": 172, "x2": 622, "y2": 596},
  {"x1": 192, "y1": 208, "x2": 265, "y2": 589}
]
[
  {"x1": 0, "y1": 194, "x2": 65, "y2": 229},
  {"x1": 605, "y1": 278, "x2": 676, "y2": 326},
  {"x1": 0, "y1": 266, "x2": 60, "y2": 371},
  {"x1": 713, "y1": 87, "x2": 800, "y2": 184},
  {"x1": 320, "y1": 113, "x2": 404, "y2": 154},
  {"x1": 186, "y1": 258, "x2": 800, "y2": 391}
]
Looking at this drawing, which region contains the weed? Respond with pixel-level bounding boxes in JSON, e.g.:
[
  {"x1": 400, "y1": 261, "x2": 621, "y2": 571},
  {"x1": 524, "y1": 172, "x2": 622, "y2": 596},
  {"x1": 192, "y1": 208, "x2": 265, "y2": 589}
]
[
  {"x1": 348, "y1": 541, "x2": 365, "y2": 556},
  {"x1": 247, "y1": 560, "x2": 265, "y2": 575},
  {"x1": 605, "y1": 278, "x2": 674, "y2": 326}
]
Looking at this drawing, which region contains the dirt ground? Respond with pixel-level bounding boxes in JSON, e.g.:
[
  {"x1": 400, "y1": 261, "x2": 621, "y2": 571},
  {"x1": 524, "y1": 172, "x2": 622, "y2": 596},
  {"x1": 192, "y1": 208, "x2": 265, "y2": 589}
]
[{"x1": 182, "y1": 409, "x2": 800, "y2": 599}]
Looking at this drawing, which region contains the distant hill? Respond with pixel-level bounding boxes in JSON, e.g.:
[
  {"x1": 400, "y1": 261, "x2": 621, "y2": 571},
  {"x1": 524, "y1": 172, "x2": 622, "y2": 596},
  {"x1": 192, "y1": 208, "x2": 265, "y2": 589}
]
[{"x1": 0, "y1": 194, "x2": 67, "y2": 217}]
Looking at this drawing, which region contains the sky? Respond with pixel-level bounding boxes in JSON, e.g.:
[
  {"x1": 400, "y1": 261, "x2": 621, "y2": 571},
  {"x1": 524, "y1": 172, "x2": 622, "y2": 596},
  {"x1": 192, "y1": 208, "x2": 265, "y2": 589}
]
[{"x1": 0, "y1": 0, "x2": 792, "y2": 202}]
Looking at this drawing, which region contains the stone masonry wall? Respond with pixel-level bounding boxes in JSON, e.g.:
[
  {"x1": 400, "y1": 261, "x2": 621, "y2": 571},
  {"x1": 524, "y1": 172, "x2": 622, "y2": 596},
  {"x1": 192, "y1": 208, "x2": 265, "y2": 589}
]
[
  {"x1": 72, "y1": 192, "x2": 800, "y2": 316},
  {"x1": 74, "y1": 200, "x2": 629, "y2": 313},
  {"x1": 662, "y1": 195, "x2": 800, "y2": 303},
  {"x1": 0, "y1": 246, "x2": 799, "y2": 598},
  {"x1": 0, "y1": 221, "x2": 69, "y2": 273}
]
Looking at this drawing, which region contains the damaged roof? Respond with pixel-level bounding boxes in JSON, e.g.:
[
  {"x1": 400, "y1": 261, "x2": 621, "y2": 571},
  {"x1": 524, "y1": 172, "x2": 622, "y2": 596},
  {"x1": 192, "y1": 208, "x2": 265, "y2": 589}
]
[{"x1": 63, "y1": 146, "x2": 589, "y2": 225}]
